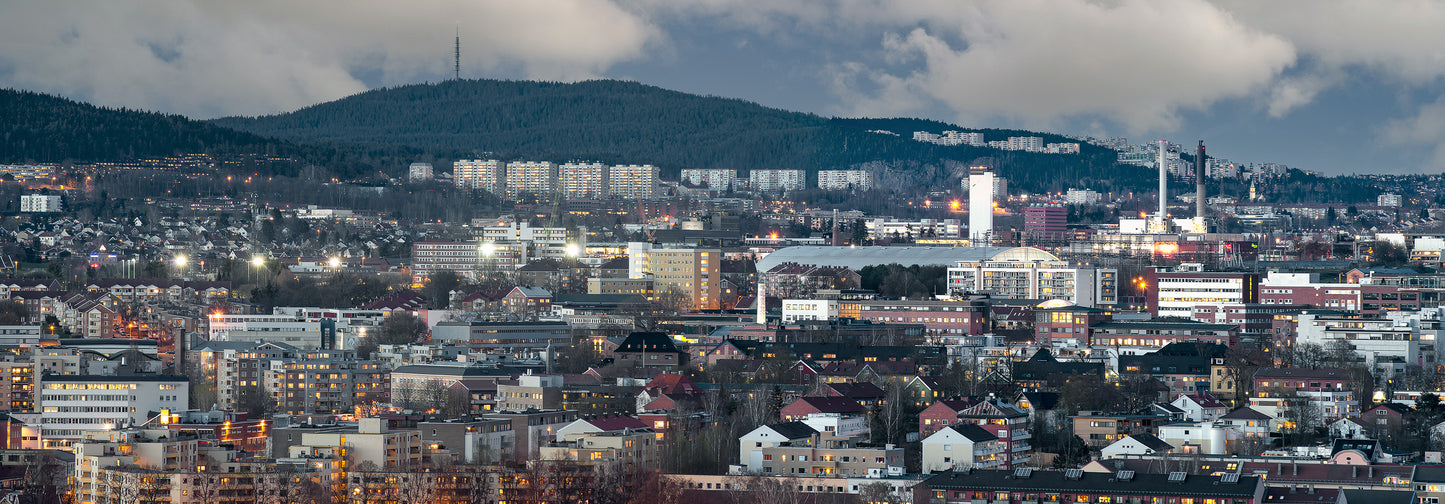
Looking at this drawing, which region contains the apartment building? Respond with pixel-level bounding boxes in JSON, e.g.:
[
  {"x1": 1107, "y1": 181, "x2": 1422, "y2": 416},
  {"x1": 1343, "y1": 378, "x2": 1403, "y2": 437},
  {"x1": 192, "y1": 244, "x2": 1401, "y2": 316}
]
[
  {"x1": 817, "y1": 170, "x2": 872, "y2": 191},
  {"x1": 408, "y1": 162, "x2": 433, "y2": 182},
  {"x1": 608, "y1": 164, "x2": 658, "y2": 199},
  {"x1": 738, "y1": 422, "x2": 904, "y2": 477},
  {"x1": 412, "y1": 240, "x2": 528, "y2": 282},
  {"x1": 540, "y1": 428, "x2": 659, "y2": 470},
  {"x1": 921, "y1": 424, "x2": 1003, "y2": 472},
  {"x1": 1295, "y1": 312, "x2": 1432, "y2": 376},
  {"x1": 680, "y1": 168, "x2": 737, "y2": 190},
  {"x1": 430, "y1": 320, "x2": 571, "y2": 354},
  {"x1": 453, "y1": 159, "x2": 505, "y2": 194},
  {"x1": 505, "y1": 161, "x2": 556, "y2": 200},
  {"x1": 38, "y1": 374, "x2": 189, "y2": 449},
  {"x1": 287, "y1": 418, "x2": 422, "y2": 469},
  {"x1": 279, "y1": 350, "x2": 387, "y2": 416},
  {"x1": 626, "y1": 243, "x2": 720, "y2": 310},
  {"x1": 559, "y1": 162, "x2": 608, "y2": 200},
  {"x1": 19, "y1": 194, "x2": 62, "y2": 213},
  {"x1": 1251, "y1": 367, "x2": 1358, "y2": 422},
  {"x1": 749, "y1": 169, "x2": 806, "y2": 193}
]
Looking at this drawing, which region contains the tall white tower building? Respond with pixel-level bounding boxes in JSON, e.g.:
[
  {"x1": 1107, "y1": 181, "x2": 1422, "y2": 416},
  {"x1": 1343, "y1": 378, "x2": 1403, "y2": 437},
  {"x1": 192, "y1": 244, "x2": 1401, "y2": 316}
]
[{"x1": 968, "y1": 166, "x2": 995, "y2": 244}]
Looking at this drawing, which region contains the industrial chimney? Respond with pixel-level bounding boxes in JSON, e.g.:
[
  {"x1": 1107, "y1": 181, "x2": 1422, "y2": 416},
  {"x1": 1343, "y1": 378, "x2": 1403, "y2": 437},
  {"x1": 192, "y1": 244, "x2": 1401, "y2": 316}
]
[
  {"x1": 1195, "y1": 140, "x2": 1206, "y2": 225},
  {"x1": 1157, "y1": 141, "x2": 1167, "y2": 220}
]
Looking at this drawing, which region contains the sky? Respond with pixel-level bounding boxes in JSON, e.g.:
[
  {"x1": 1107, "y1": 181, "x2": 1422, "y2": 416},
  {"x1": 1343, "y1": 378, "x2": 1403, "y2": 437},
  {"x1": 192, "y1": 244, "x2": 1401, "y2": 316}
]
[{"x1": 3, "y1": 1, "x2": 1445, "y2": 176}]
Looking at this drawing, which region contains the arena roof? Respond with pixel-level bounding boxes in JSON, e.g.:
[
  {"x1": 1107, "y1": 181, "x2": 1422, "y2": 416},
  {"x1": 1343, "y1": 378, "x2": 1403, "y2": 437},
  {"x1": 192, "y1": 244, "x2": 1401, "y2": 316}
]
[{"x1": 755, "y1": 246, "x2": 1058, "y2": 271}]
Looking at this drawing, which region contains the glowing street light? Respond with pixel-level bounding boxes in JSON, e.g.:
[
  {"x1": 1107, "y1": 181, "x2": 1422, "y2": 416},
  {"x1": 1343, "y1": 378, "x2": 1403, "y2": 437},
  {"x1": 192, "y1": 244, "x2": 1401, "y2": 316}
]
[
  {"x1": 328, "y1": 257, "x2": 341, "y2": 268},
  {"x1": 564, "y1": 243, "x2": 580, "y2": 258},
  {"x1": 173, "y1": 255, "x2": 187, "y2": 267}
]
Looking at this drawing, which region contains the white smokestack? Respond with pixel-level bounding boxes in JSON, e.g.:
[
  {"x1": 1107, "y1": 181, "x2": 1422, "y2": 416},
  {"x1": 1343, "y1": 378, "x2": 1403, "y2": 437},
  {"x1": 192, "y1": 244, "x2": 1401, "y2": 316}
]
[
  {"x1": 756, "y1": 281, "x2": 766, "y2": 325},
  {"x1": 1158, "y1": 141, "x2": 1167, "y2": 219}
]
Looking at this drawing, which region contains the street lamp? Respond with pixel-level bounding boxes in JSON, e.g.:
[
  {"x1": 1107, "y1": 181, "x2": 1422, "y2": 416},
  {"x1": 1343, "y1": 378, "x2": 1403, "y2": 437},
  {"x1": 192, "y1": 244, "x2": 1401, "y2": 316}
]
[
  {"x1": 173, "y1": 255, "x2": 187, "y2": 279},
  {"x1": 251, "y1": 256, "x2": 265, "y2": 283},
  {"x1": 328, "y1": 257, "x2": 341, "y2": 269}
]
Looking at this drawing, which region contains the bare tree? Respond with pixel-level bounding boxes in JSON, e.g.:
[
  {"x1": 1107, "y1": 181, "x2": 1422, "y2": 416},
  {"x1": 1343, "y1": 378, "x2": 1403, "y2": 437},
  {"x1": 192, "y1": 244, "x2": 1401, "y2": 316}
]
[
  {"x1": 397, "y1": 472, "x2": 439, "y2": 504},
  {"x1": 874, "y1": 380, "x2": 908, "y2": 445},
  {"x1": 456, "y1": 464, "x2": 496, "y2": 504},
  {"x1": 858, "y1": 481, "x2": 908, "y2": 504}
]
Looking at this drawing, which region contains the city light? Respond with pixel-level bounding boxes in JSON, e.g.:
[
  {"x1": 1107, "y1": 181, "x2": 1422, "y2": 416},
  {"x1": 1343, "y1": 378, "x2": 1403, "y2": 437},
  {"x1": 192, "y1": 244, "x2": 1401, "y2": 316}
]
[{"x1": 173, "y1": 255, "x2": 187, "y2": 267}]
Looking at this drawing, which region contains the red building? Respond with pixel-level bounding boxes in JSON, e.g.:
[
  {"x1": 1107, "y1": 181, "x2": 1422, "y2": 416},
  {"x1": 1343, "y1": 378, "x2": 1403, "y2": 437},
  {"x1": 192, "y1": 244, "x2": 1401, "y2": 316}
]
[
  {"x1": 1023, "y1": 206, "x2": 1066, "y2": 241},
  {"x1": 1190, "y1": 303, "x2": 1311, "y2": 344},
  {"x1": 955, "y1": 399, "x2": 1032, "y2": 469},
  {"x1": 1033, "y1": 305, "x2": 1113, "y2": 345},
  {"x1": 857, "y1": 300, "x2": 989, "y2": 338},
  {"x1": 919, "y1": 399, "x2": 980, "y2": 438},
  {"x1": 158, "y1": 410, "x2": 269, "y2": 454}
]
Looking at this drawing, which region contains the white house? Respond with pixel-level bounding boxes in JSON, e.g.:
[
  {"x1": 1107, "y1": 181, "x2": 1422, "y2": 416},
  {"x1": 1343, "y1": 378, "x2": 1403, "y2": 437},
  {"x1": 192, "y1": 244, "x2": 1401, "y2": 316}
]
[
  {"x1": 920, "y1": 424, "x2": 1002, "y2": 472},
  {"x1": 1171, "y1": 393, "x2": 1228, "y2": 422},
  {"x1": 1334, "y1": 417, "x2": 1372, "y2": 440},
  {"x1": 738, "y1": 422, "x2": 818, "y2": 473},
  {"x1": 1100, "y1": 433, "x2": 1174, "y2": 459},
  {"x1": 1156, "y1": 421, "x2": 1240, "y2": 455},
  {"x1": 800, "y1": 412, "x2": 870, "y2": 440},
  {"x1": 1218, "y1": 407, "x2": 1273, "y2": 440}
]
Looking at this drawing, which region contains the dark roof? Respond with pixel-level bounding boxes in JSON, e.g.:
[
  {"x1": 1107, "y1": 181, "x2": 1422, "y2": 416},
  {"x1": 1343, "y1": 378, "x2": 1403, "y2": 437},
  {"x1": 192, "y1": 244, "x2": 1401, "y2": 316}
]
[
  {"x1": 920, "y1": 469, "x2": 1258, "y2": 497},
  {"x1": 1153, "y1": 341, "x2": 1229, "y2": 357},
  {"x1": 1331, "y1": 438, "x2": 1379, "y2": 460},
  {"x1": 391, "y1": 365, "x2": 508, "y2": 377},
  {"x1": 1220, "y1": 407, "x2": 1272, "y2": 421},
  {"x1": 1339, "y1": 489, "x2": 1415, "y2": 504},
  {"x1": 1414, "y1": 466, "x2": 1445, "y2": 483},
  {"x1": 948, "y1": 423, "x2": 998, "y2": 443},
  {"x1": 1254, "y1": 367, "x2": 1352, "y2": 380},
  {"x1": 788, "y1": 396, "x2": 867, "y2": 414},
  {"x1": 616, "y1": 332, "x2": 683, "y2": 354},
  {"x1": 823, "y1": 382, "x2": 885, "y2": 399},
  {"x1": 1093, "y1": 318, "x2": 1238, "y2": 331},
  {"x1": 43, "y1": 374, "x2": 187, "y2": 382},
  {"x1": 1127, "y1": 433, "x2": 1174, "y2": 452},
  {"x1": 765, "y1": 421, "x2": 819, "y2": 440},
  {"x1": 1018, "y1": 391, "x2": 1060, "y2": 410}
]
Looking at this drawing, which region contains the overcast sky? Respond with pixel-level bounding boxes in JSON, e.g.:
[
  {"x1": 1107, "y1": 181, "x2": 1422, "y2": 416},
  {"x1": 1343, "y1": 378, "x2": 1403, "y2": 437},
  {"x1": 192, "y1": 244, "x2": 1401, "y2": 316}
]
[{"x1": 4, "y1": 0, "x2": 1445, "y2": 175}]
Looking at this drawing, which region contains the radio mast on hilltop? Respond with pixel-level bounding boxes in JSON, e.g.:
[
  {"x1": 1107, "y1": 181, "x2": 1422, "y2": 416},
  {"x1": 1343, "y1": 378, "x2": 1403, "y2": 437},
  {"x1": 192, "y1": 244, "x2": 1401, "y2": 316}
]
[{"x1": 454, "y1": 26, "x2": 461, "y2": 80}]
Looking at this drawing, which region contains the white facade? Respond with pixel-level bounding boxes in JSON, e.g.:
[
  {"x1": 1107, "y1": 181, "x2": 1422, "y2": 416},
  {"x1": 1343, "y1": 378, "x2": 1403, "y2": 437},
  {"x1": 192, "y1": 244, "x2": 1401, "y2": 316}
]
[
  {"x1": 20, "y1": 194, "x2": 62, "y2": 213},
  {"x1": 968, "y1": 170, "x2": 994, "y2": 243},
  {"x1": 749, "y1": 169, "x2": 805, "y2": 193},
  {"x1": 782, "y1": 299, "x2": 838, "y2": 323},
  {"x1": 505, "y1": 161, "x2": 556, "y2": 200},
  {"x1": 1154, "y1": 274, "x2": 1251, "y2": 319},
  {"x1": 1295, "y1": 313, "x2": 1430, "y2": 374},
  {"x1": 1065, "y1": 189, "x2": 1101, "y2": 205},
  {"x1": 560, "y1": 162, "x2": 608, "y2": 200},
  {"x1": 679, "y1": 169, "x2": 737, "y2": 190},
  {"x1": 453, "y1": 159, "x2": 505, "y2": 194},
  {"x1": 38, "y1": 375, "x2": 189, "y2": 448},
  {"x1": 1378, "y1": 193, "x2": 1403, "y2": 207},
  {"x1": 609, "y1": 164, "x2": 659, "y2": 199},
  {"x1": 408, "y1": 162, "x2": 434, "y2": 182},
  {"x1": 947, "y1": 248, "x2": 1117, "y2": 307},
  {"x1": 864, "y1": 218, "x2": 962, "y2": 240},
  {"x1": 800, "y1": 412, "x2": 869, "y2": 439},
  {"x1": 920, "y1": 426, "x2": 1003, "y2": 472},
  {"x1": 817, "y1": 170, "x2": 872, "y2": 191},
  {"x1": 1155, "y1": 422, "x2": 1239, "y2": 455},
  {"x1": 1099, "y1": 435, "x2": 1173, "y2": 459}
]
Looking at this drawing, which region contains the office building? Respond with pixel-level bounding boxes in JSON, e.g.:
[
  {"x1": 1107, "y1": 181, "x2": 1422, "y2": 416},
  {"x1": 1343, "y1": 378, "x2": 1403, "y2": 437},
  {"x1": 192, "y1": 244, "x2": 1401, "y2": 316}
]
[
  {"x1": 627, "y1": 243, "x2": 720, "y2": 310},
  {"x1": 946, "y1": 247, "x2": 1118, "y2": 307},
  {"x1": 1148, "y1": 267, "x2": 1259, "y2": 318},
  {"x1": 1023, "y1": 206, "x2": 1067, "y2": 240},
  {"x1": 38, "y1": 374, "x2": 189, "y2": 449}
]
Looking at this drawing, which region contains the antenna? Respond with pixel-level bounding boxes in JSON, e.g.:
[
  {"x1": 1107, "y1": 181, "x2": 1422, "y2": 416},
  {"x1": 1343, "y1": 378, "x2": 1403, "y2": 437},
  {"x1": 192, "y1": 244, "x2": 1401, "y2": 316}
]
[{"x1": 454, "y1": 25, "x2": 461, "y2": 80}]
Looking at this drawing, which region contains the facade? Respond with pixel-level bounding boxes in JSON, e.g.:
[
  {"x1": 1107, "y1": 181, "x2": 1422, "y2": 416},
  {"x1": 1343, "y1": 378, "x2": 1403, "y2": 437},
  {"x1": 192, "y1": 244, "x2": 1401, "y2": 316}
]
[
  {"x1": 38, "y1": 374, "x2": 189, "y2": 448},
  {"x1": 559, "y1": 162, "x2": 608, "y2": 200},
  {"x1": 1252, "y1": 367, "x2": 1358, "y2": 421},
  {"x1": 1149, "y1": 269, "x2": 1260, "y2": 318},
  {"x1": 288, "y1": 418, "x2": 423, "y2": 469},
  {"x1": 947, "y1": 247, "x2": 1118, "y2": 307},
  {"x1": 608, "y1": 164, "x2": 658, "y2": 199},
  {"x1": 1022, "y1": 206, "x2": 1066, "y2": 240},
  {"x1": 453, "y1": 159, "x2": 505, "y2": 194},
  {"x1": 921, "y1": 424, "x2": 1003, "y2": 472},
  {"x1": 748, "y1": 169, "x2": 805, "y2": 193},
  {"x1": 430, "y1": 321, "x2": 571, "y2": 354},
  {"x1": 408, "y1": 162, "x2": 433, "y2": 182},
  {"x1": 1294, "y1": 312, "x2": 1432, "y2": 375},
  {"x1": 781, "y1": 299, "x2": 838, "y2": 323},
  {"x1": 20, "y1": 194, "x2": 62, "y2": 212},
  {"x1": 679, "y1": 168, "x2": 737, "y2": 191},
  {"x1": 913, "y1": 469, "x2": 1264, "y2": 504},
  {"x1": 626, "y1": 243, "x2": 720, "y2": 310},
  {"x1": 1089, "y1": 318, "x2": 1240, "y2": 354},
  {"x1": 504, "y1": 161, "x2": 556, "y2": 200},
  {"x1": 817, "y1": 170, "x2": 872, "y2": 191}
]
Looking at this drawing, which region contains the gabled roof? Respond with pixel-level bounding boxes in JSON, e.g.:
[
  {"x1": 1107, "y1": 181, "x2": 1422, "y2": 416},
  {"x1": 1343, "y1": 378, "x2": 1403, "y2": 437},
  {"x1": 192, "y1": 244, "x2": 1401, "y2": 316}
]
[
  {"x1": 582, "y1": 416, "x2": 648, "y2": 432},
  {"x1": 765, "y1": 421, "x2": 819, "y2": 440},
  {"x1": 615, "y1": 332, "x2": 682, "y2": 354},
  {"x1": 508, "y1": 286, "x2": 552, "y2": 298},
  {"x1": 1182, "y1": 393, "x2": 1227, "y2": 409},
  {"x1": 1331, "y1": 438, "x2": 1379, "y2": 460},
  {"x1": 948, "y1": 423, "x2": 999, "y2": 443},
  {"x1": 1018, "y1": 391, "x2": 1060, "y2": 410},
  {"x1": 787, "y1": 396, "x2": 867, "y2": 414},
  {"x1": 821, "y1": 382, "x2": 885, "y2": 399},
  {"x1": 645, "y1": 373, "x2": 699, "y2": 395},
  {"x1": 1124, "y1": 433, "x2": 1174, "y2": 452},
  {"x1": 1220, "y1": 407, "x2": 1272, "y2": 421},
  {"x1": 1364, "y1": 403, "x2": 1412, "y2": 416}
]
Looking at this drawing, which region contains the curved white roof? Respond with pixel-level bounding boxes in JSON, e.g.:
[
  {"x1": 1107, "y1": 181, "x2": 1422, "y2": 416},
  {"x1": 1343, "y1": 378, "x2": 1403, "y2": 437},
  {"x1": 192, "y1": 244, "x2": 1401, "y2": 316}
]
[{"x1": 756, "y1": 246, "x2": 1058, "y2": 271}]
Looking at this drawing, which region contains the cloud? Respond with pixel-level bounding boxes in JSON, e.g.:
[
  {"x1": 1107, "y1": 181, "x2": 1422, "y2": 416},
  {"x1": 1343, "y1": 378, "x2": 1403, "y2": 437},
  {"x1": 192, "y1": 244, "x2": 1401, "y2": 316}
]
[
  {"x1": 0, "y1": 0, "x2": 661, "y2": 118},
  {"x1": 1381, "y1": 94, "x2": 1445, "y2": 171}
]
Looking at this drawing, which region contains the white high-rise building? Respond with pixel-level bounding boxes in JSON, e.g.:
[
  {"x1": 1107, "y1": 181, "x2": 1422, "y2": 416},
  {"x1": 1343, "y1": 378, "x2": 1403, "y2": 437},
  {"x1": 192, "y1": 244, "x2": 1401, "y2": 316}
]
[
  {"x1": 1065, "y1": 188, "x2": 1101, "y2": 205},
  {"x1": 680, "y1": 169, "x2": 738, "y2": 190},
  {"x1": 609, "y1": 164, "x2": 659, "y2": 199},
  {"x1": 408, "y1": 162, "x2": 434, "y2": 182},
  {"x1": 817, "y1": 170, "x2": 873, "y2": 191},
  {"x1": 505, "y1": 161, "x2": 556, "y2": 200},
  {"x1": 20, "y1": 194, "x2": 62, "y2": 213},
  {"x1": 453, "y1": 159, "x2": 505, "y2": 194},
  {"x1": 560, "y1": 162, "x2": 608, "y2": 200},
  {"x1": 38, "y1": 374, "x2": 189, "y2": 449},
  {"x1": 1379, "y1": 193, "x2": 1403, "y2": 207},
  {"x1": 968, "y1": 167, "x2": 995, "y2": 244},
  {"x1": 749, "y1": 169, "x2": 805, "y2": 193}
]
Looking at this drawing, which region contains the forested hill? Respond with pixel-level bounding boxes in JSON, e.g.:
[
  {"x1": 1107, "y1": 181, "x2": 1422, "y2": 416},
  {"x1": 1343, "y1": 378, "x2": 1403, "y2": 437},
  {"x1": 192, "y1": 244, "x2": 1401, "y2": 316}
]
[
  {"x1": 0, "y1": 89, "x2": 303, "y2": 164},
  {"x1": 213, "y1": 79, "x2": 1155, "y2": 194}
]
